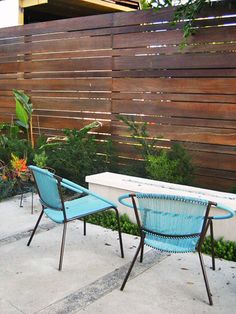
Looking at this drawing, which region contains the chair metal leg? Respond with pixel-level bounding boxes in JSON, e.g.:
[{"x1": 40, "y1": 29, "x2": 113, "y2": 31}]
[
  {"x1": 209, "y1": 219, "x2": 215, "y2": 270},
  {"x1": 198, "y1": 251, "x2": 213, "y2": 305},
  {"x1": 27, "y1": 209, "x2": 44, "y2": 246},
  {"x1": 83, "y1": 218, "x2": 86, "y2": 236},
  {"x1": 113, "y1": 207, "x2": 124, "y2": 258},
  {"x1": 20, "y1": 193, "x2": 24, "y2": 207},
  {"x1": 139, "y1": 233, "x2": 145, "y2": 263},
  {"x1": 31, "y1": 188, "x2": 34, "y2": 215},
  {"x1": 59, "y1": 222, "x2": 67, "y2": 271},
  {"x1": 121, "y1": 240, "x2": 142, "y2": 291}
]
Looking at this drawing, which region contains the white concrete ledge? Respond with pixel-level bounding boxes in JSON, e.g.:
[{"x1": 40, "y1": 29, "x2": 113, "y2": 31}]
[{"x1": 86, "y1": 172, "x2": 236, "y2": 241}]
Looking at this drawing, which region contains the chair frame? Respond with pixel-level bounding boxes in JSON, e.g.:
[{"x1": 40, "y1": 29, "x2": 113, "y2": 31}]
[
  {"x1": 27, "y1": 170, "x2": 124, "y2": 271},
  {"x1": 120, "y1": 193, "x2": 216, "y2": 305}
]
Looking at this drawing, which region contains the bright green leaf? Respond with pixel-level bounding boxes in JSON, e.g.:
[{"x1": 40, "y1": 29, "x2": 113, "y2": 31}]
[
  {"x1": 13, "y1": 89, "x2": 29, "y2": 105},
  {"x1": 15, "y1": 99, "x2": 28, "y2": 128},
  {"x1": 15, "y1": 120, "x2": 29, "y2": 129}
]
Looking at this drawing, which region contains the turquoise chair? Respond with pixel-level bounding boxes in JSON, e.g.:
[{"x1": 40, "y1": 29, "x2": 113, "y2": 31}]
[
  {"x1": 27, "y1": 166, "x2": 124, "y2": 270},
  {"x1": 119, "y1": 193, "x2": 234, "y2": 305}
]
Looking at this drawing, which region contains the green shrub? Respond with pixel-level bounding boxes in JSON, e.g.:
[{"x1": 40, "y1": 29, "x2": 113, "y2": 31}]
[
  {"x1": 0, "y1": 138, "x2": 33, "y2": 164},
  {"x1": 119, "y1": 116, "x2": 194, "y2": 185},
  {"x1": 202, "y1": 236, "x2": 236, "y2": 262},
  {"x1": 146, "y1": 144, "x2": 194, "y2": 185},
  {"x1": 33, "y1": 151, "x2": 48, "y2": 168},
  {"x1": 118, "y1": 115, "x2": 158, "y2": 158},
  {"x1": 0, "y1": 178, "x2": 16, "y2": 201},
  {"x1": 229, "y1": 185, "x2": 236, "y2": 194},
  {"x1": 44, "y1": 128, "x2": 110, "y2": 185},
  {"x1": 84, "y1": 210, "x2": 140, "y2": 236},
  {"x1": 0, "y1": 123, "x2": 33, "y2": 163}
]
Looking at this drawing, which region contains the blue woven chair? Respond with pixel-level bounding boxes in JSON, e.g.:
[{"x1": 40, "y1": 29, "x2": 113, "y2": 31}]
[
  {"x1": 27, "y1": 166, "x2": 124, "y2": 270},
  {"x1": 119, "y1": 193, "x2": 234, "y2": 305}
]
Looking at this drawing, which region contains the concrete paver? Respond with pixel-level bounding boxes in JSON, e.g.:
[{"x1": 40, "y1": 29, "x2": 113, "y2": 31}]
[{"x1": 79, "y1": 253, "x2": 236, "y2": 314}]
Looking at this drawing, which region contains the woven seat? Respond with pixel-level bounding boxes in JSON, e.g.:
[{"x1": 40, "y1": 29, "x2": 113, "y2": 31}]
[
  {"x1": 44, "y1": 195, "x2": 112, "y2": 223},
  {"x1": 119, "y1": 192, "x2": 234, "y2": 305}
]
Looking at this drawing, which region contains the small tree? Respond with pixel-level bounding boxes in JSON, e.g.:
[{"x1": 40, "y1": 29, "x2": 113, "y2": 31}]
[{"x1": 13, "y1": 89, "x2": 34, "y2": 148}]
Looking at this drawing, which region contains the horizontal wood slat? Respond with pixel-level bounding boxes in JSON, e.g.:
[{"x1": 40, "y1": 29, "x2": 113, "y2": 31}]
[
  {"x1": 0, "y1": 58, "x2": 112, "y2": 73},
  {"x1": 0, "y1": 35, "x2": 112, "y2": 55},
  {"x1": 113, "y1": 53, "x2": 236, "y2": 70},
  {"x1": 0, "y1": 79, "x2": 112, "y2": 91},
  {"x1": 112, "y1": 100, "x2": 236, "y2": 120},
  {"x1": 113, "y1": 78, "x2": 236, "y2": 94},
  {"x1": 112, "y1": 124, "x2": 236, "y2": 146},
  {"x1": 0, "y1": 5, "x2": 236, "y2": 191}
]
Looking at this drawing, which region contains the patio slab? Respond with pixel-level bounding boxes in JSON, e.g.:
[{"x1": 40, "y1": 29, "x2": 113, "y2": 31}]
[
  {"x1": 0, "y1": 193, "x2": 48, "y2": 240},
  {"x1": 0, "y1": 194, "x2": 235, "y2": 314},
  {"x1": 77, "y1": 253, "x2": 236, "y2": 314}
]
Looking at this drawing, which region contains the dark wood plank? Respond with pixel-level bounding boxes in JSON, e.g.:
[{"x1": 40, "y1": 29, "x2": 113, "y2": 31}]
[
  {"x1": 191, "y1": 151, "x2": 236, "y2": 172},
  {"x1": 112, "y1": 123, "x2": 236, "y2": 146},
  {"x1": 0, "y1": 13, "x2": 113, "y2": 37},
  {"x1": 0, "y1": 78, "x2": 112, "y2": 91},
  {"x1": 0, "y1": 58, "x2": 112, "y2": 73},
  {"x1": 112, "y1": 114, "x2": 236, "y2": 129},
  {"x1": 112, "y1": 100, "x2": 236, "y2": 120},
  {"x1": 113, "y1": 53, "x2": 236, "y2": 70},
  {"x1": 112, "y1": 92, "x2": 236, "y2": 103},
  {"x1": 112, "y1": 69, "x2": 236, "y2": 78},
  {"x1": 0, "y1": 35, "x2": 112, "y2": 55},
  {"x1": 113, "y1": 78, "x2": 236, "y2": 94}
]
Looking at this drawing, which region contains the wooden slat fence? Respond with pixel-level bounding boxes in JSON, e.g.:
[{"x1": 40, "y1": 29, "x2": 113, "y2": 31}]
[{"x1": 0, "y1": 2, "x2": 236, "y2": 191}]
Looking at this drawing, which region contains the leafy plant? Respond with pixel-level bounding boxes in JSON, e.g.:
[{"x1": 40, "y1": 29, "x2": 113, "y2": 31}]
[
  {"x1": 33, "y1": 151, "x2": 48, "y2": 168},
  {"x1": 0, "y1": 177, "x2": 16, "y2": 201},
  {"x1": 0, "y1": 135, "x2": 33, "y2": 165},
  {"x1": 118, "y1": 115, "x2": 158, "y2": 158},
  {"x1": 0, "y1": 90, "x2": 35, "y2": 164},
  {"x1": 146, "y1": 144, "x2": 194, "y2": 185},
  {"x1": 84, "y1": 210, "x2": 140, "y2": 236},
  {"x1": 0, "y1": 159, "x2": 26, "y2": 201},
  {"x1": 0, "y1": 123, "x2": 20, "y2": 145},
  {"x1": 202, "y1": 236, "x2": 236, "y2": 262},
  {"x1": 229, "y1": 185, "x2": 236, "y2": 194},
  {"x1": 44, "y1": 127, "x2": 110, "y2": 185},
  {"x1": 13, "y1": 89, "x2": 34, "y2": 148},
  {"x1": 140, "y1": 0, "x2": 153, "y2": 9},
  {"x1": 119, "y1": 116, "x2": 194, "y2": 185}
]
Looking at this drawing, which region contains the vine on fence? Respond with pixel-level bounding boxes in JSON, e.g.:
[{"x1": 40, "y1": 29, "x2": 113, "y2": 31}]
[{"x1": 142, "y1": 0, "x2": 233, "y2": 46}]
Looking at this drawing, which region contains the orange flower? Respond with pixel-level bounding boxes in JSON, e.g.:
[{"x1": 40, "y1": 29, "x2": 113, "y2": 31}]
[
  {"x1": 1, "y1": 175, "x2": 7, "y2": 181},
  {"x1": 11, "y1": 154, "x2": 28, "y2": 177}
]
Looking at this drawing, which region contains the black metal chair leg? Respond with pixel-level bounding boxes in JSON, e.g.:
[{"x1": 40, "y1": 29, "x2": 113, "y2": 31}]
[
  {"x1": 139, "y1": 234, "x2": 145, "y2": 263},
  {"x1": 121, "y1": 241, "x2": 142, "y2": 291},
  {"x1": 113, "y1": 207, "x2": 124, "y2": 258},
  {"x1": 31, "y1": 188, "x2": 34, "y2": 215},
  {"x1": 83, "y1": 218, "x2": 86, "y2": 236},
  {"x1": 59, "y1": 222, "x2": 67, "y2": 271},
  {"x1": 20, "y1": 193, "x2": 24, "y2": 207},
  {"x1": 198, "y1": 251, "x2": 213, "y2": 305},
  {"x1": 27, "y1": 209, "x2": 44, "y2": 246},
  {"x1": 209, "y1": 219, "x2": 215, "y2": 270}
]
